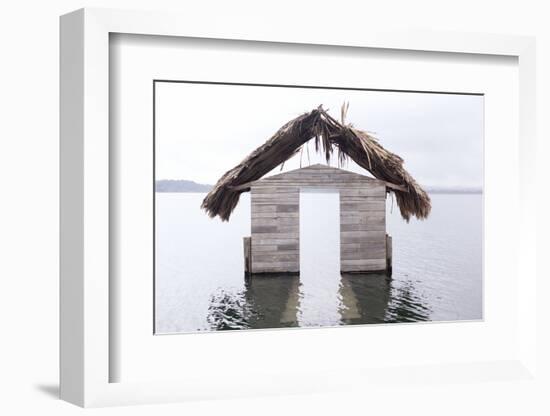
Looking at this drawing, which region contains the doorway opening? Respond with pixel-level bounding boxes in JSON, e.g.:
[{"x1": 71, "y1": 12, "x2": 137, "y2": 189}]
[{"x1": 299, "y1": 189, "x2": 341, "y2": 325}]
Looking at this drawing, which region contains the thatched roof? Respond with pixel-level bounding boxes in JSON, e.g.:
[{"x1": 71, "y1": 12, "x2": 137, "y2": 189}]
[{"x1": 202, "y1": 105, "x2": 431, "y2": 222}]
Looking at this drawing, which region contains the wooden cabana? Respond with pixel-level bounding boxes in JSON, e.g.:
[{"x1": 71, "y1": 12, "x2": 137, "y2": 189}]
[{"x1": 202, "y1": 105, "x2": 431, "y2": 275}]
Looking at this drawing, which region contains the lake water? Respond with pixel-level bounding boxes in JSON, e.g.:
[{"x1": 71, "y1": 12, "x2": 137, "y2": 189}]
[{"x1": 155, "y1": 192, "x2": 482, "y2": 333}]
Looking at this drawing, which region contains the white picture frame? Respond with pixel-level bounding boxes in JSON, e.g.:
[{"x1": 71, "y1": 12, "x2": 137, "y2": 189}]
[{"x1": 60, "y1": 7, "x2": 537, "y2": 407}]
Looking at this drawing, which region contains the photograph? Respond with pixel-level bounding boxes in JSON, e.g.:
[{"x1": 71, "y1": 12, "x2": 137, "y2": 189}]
[
  {"x1": 0, "y1": 0, "x2": 543, "y2": 412},
  {"x1": 154, "y1": 81, "x2": 483, "y2": 334}
]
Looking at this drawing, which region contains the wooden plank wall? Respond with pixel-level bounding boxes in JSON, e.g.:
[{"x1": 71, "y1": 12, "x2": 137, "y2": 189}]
[
  {"x1": 250, "y1": 185, "x2": 300, "y2": 273},
  {"x1": 250, "y1": 164, "x2": 387, "y2": 274},
  {"x1": 340, "y1": 187, "x2": 386, "y2": 272}
]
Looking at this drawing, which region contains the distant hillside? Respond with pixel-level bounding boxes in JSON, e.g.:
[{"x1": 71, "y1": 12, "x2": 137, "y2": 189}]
[
  {"x1": 155, "y1": 180, "x2": 481, "y2": 194},
  {"x1": 155, "y1": 179, "x2": 213, "y2": 193}
]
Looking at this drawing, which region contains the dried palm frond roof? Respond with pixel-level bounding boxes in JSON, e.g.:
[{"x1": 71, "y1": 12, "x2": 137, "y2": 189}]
[{"x1": 202, "y1": 105, "x2": 431, "y2": 222}]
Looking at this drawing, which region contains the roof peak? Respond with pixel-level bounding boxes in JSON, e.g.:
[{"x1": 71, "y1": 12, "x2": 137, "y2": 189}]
[
  {"x1": 246, "y1": 164, "x2": 403, "y2": 190},
  {"x1": 262, "y1": 163, "x2": 371, "y2": 179},
  {"x1": 202, "y1": 106, "x2": 430, "y2": 221}
]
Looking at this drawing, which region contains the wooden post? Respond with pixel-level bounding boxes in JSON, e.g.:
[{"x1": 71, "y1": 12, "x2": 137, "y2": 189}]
[
  {"x1": 386, "y1": 234, "x2": 393, "y2": 276},
  {"x1": 243, "y1": 236, "x2": 251, "y2": 275}
]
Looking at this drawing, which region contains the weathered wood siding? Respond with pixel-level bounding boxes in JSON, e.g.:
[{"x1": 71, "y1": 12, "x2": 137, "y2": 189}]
[
  {"x1": 339, "y1": 184, "x2": 386, "y2": 273},
  {"x1": 250, "y1": 184, "x2": 300, "y2": 273},
  {"x1": 249, "y1": 164, "x2": 387, "y2": 274}
]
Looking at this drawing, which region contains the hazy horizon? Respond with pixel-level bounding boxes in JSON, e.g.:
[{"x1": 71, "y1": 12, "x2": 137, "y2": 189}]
[{"x1": 153, "y1": 175, "x2": 484, "y2": 191}]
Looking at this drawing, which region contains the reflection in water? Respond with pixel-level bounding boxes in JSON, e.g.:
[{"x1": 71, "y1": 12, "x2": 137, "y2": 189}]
[
  {"x1": 385, "y1": 280, "x2": 432, "y2": 322},
  {"x1": 338, "y1": 273, "x2": 391, "y2": 325},
  {"x1": 206, "y1": 289, "x2": 253, "y2": 330},
  {"x1": 206, "y1": 273, "x2": 431, "y2": 330},
  {"x1": 245, "y1": 275, "x2": 301, "y2": 329},
  {"x1": 339, "y1": 274, "x2": 432, "y2": 325},
  {"x1": 207, "y1": 275, "x2": 301, "y2": 330}
]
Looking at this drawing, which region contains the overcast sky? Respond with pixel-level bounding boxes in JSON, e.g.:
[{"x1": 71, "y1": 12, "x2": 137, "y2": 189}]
[{"x1": 155, "y1": 82, "x2": 483, "y2": 188}]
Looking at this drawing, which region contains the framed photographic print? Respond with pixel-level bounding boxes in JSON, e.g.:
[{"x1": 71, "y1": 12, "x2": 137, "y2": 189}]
[
  {"x1": 60, "y1": 8, "x2": 538, "y2": 407},
  {"x1": 152, "y1": 81, "x2": 482, "y2": 334}
]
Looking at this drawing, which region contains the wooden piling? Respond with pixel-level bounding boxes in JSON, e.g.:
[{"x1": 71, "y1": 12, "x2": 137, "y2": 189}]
[
  {"x1": 386, "y1": 234, "x2": 393, "y2": 276},
  {"x1": 243, "y1": 236, "x2": 252, "y2": 274}
]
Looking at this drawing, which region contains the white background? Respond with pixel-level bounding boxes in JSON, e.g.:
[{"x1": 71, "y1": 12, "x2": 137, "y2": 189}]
[
  {"x1": 0, "y1": 1, "x2": 548, "y2": 415},
  {"x1": 112, "y1": 33, "x2": 517, "y2": 384}
]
